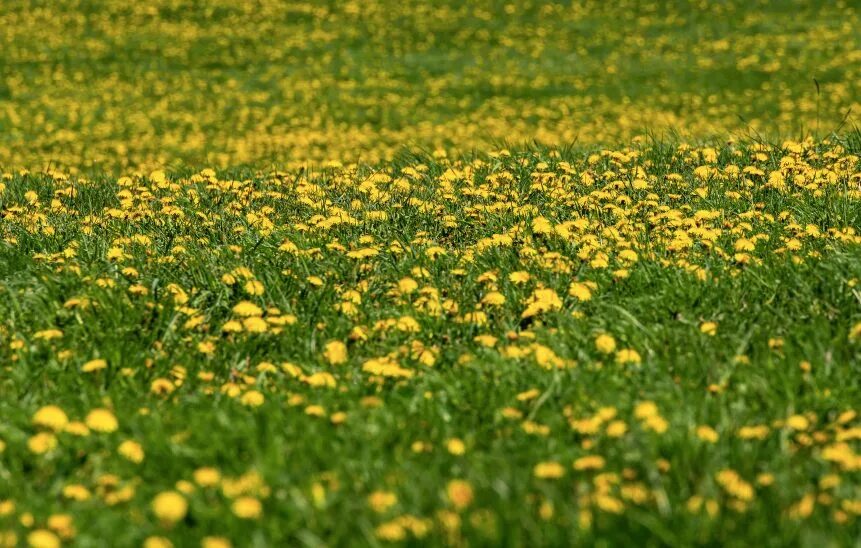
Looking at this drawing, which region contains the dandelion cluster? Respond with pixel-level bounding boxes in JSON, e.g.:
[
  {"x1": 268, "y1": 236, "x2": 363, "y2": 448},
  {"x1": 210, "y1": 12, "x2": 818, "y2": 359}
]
[
  {"x1": 1, "y1": 1, "x2": 860, "y2": 171},
  {"x1": 1, "y1": 140, "x2": 860, "y2": 544}
]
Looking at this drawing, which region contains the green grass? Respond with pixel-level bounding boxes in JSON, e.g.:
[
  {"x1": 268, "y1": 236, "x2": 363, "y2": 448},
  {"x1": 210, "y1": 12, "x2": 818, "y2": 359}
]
[
  {"x1": 1, "y1": 1, "x2": 861, "y2": 546},
  {"x1": 1, "y1": 0, "x2": 860, "y2": 170},
  {"x1": 1, "y1": 141, "x2": 860, "y2": 546}
]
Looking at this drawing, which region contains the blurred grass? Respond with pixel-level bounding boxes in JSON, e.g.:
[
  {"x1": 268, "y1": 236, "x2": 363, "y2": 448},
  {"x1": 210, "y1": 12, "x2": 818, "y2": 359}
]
[{"x1": 1, "y1": 0, "x2": 860, "y2": 171}]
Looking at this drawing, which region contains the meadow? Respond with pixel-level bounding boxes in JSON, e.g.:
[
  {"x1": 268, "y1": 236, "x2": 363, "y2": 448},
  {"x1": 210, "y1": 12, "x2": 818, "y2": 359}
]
[{"x1": 1, "y1": 1, "x2": 860, "y2": 547}]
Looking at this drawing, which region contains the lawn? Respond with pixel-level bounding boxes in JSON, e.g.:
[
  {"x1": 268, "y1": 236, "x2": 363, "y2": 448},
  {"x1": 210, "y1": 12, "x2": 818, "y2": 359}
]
[{"x1": 0, "y1": 1, "x2": 860, "y2": 547}]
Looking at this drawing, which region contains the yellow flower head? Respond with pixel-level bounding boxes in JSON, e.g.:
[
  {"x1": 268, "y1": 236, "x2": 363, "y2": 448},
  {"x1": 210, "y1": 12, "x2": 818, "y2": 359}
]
[
  {"x1": 152, "y1": 491, "x2": 188, "y2": 524},
  {"x1": 231, "y1": 496, "x2": 262, "y2": 519},
  {"x1": 446, "y1": 480, "x2": 474, "y2": 510},
  {"x1": 85, "y1": 408, "x2": 118, "y2": 433},
  {"x1": 594, "y1": 333, "x2": 616, "y2": 354},
  {"x1": 32, "y1": 405, "x2": 69, "y2": 432},
  {"x1": 232, "y1": 301, "x2": 263, "y2": 317},
  {"x1": 323, "y1": 341, "x2": 348, "y2": 365},
  {"x1": 81, "y1": 359, "x2": 107, "y2": 372}
]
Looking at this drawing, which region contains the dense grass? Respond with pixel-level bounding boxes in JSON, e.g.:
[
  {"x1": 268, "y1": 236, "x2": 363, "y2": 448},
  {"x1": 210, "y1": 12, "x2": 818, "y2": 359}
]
[
  {"x1": 1, "y1": 141, "x2": 860, "y2": 546},
  {"x1": 1, "y1": 0, "x2": 860, "y2": 170},
  {"x1": 2, "y1": 1, "x2": 861, "y2": 547}
]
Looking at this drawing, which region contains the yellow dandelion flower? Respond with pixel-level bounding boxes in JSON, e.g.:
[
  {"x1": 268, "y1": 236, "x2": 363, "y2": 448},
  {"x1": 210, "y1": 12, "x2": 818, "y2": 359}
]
[
  {"x1": 606, "y1": 420, "x2": 628, "y2": 437},
  {"x1": 481, "y1": 291, "x2": 506, "y2": 306},
  {"x1": 303, "y1": 372, "x2": 337, "y2": 388},
  {"x1": 244, "y1": 280, "x2": 265, "y2": 296},
  {"x1": 368, "y1": 491, "x2": 398, "y2": 513},
  {"x1": 533, "y1": 461, "x2": 565, "y2": 479},
  {"x1": 118, "y1": 440, "x2": 145, "y2": 463},
  {"x1": 32, "y1": 405, "x2": 68, "y2": 432},
  {"x1": 594, "y1": 333, "x2": 616, "y2": 354},
  {"x1": 64, "y1": 421, "x2": 90, "y2": 436},
  {"x1": 84, "y1": 408, "x2": 118, "y2": 433},
  {"x1": 397, "y1": 277, "x2": 418, "y2": 294},
  {"x1": 201, "y1": 537, "x2": 232, "y2": 548},
  {"x1": 699, "y1": 322, "x2": 718, "y2": 336},
  {"x1": 197, "y1": 341, "x2": 216, "y2": 355},
  {"x1": 81, "y1": 358, "x2": 107, "y2": 372},
  {"x1": 446, "y1": 480, "x2": 474, "y2": 510},
  {"x1": 568, "y1": 282, "x2": 592, "y2": 301},
  {"x1": 786, "y1": 415, "x2": 810, "y2": 430},
  {"x1": 696, "y1": 425, "x2": 719, "y2": 443},
  {"x1": 242, "y1": 317, "x2": 268, "y2": 333},
  {"x1": 323, "y1": 341, "x2": 348, "y2": 365},
  {"x1": 446, "y1": 438, "x2": 466, "y2": 455},
  {"x1": 232, "y1": 301, "x2": 263, "y2": 317},
  {"x1": 143, "y1": 537, "x2": 173, "y2": 548},
  {"x1": 615, "y1": 348, "x2": 641, "y2": 365},
  {"x1": 27, "y1": 432, "x2": 57, "y2": 454},
  {"x1": 193, "y1": 467, "x2": 221, "y2": 487},
  {"x1": 240, "y1": 390, "x2": 265, "y2": 407},
  {"x1": 152, "y1": 491, "x2": 187, "y2": 524},
  {"x1": 151, "y1": 378, "x2": 176, "y2": 395},
  {"x1": 509, "y1": 271, "x2": 531, "y2": 284},
  {"x1": 573, "y1": 455, "x2": 605, "y2": 471},
  {"x1": 27, "y1": 530, "x2": 60, "y2": 548},
  {"x1": 231, "y1": 496, "x2": 262, "y2": 519}
]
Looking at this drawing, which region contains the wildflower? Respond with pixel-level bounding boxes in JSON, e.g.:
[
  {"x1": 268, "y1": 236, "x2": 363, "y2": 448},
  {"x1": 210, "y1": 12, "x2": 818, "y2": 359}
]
[
  {"x1": 568, "y1": 282, "x2": 592, "y2": 301},
  {"x1": 194, "y1": 467, "x2": 221, "y2": 487},
  {"x1": 232, "y1": 301, "x2": 263, "y2": 317},
  {"x1": 375, "y1": 522, "x2": 406, "y2": 541},
  {"x1": 85, "y1": 409, "x2": 118, "y2": 433},
  {"x1": 242, "y1": 317, "x2": 268, "y2": 333},
  {"x1": 118, "y1": 440, "x2": 145, "y2": 463},
  {"x1": 27, "y1": 432, "x2": 57, "y2": 454},
  {"x1": 446, "y1": 438, "x2": 466, "y2": 455},
  {"x1": 699, "y1": 322, "x2": 718, "y2": 336},
  {"x1": 81, "y1": 358, "x2": 107, "y2": 372},
  {"x1": 304, "y1": 372, "x2": 337, "y2": 388},
  {"x1": 594, "y1": 333, "x2": 616, "y2": 354},
  {"x1": 573, "y1": 455, "x2": 605, "y2": 471},
  {"x1": 605, "y1": 420, "x2": 627, "y2": 437},
  {"x1": 197, "y1": 341, "x2": 216, "y2": 355},
  {"x1": 240, "y1": 391, "x2": 265, "y2": 407},
  {"x1": 397, "y1": 277, "x2": 418, "y2": 294},
  {"x1": 533, "y1": 462, "x2": 565, "y2": 479},
  {"x1": 32, "y1": 406, "x2": 68, "y2": 432},
  {"x1": 151, "y1": 378, "x2": 176, "y2": 395},
  {"x1": 521, "y1": 288, "x2": 562, "y2": 318},
  {"x1": 143, "y1": 537, "x2": 173, "y2": 548},
  {"x1": 368, "y1": 491, "x2": 398, "y2": 513},
  {"x1": 516, "y1": 389, "x2": 540, "y2": 402},
  {"x1": 786, "y1": 415, "x2": 810, "y2": 430},
  {"x1": 244, "y1": 280, "x2": 265, "y2": 295},
  {"x1": 615, "y1": 349, "x2": 641, "y2": 365},
  {"x1": 323, "y1": 341, "x2": 348, "y2": 365},
  {"x1": 696, "y1": 425, "x2": 719, "y2": 443},
  {"x1": 396, "y1": 316, "x2": 420, "y2": 333},
  {"x1": 634, "y1": 401, "x2": 659, "y2": 419},
  {"x1": 446, "y1": 480, "x2": 474, "y2": 510},
  {"x1": 152, "y1": 491, "x2": 188, "y2": 524},
  {"x1": 231, "y1": 497, "x2": 262, "y2": 519},
  {"x1": 27, "y1": 530, "x2": 60, "y2": 548},
  {"x1": 509, "y1": 271, "x2": 531, "y2": 284}
]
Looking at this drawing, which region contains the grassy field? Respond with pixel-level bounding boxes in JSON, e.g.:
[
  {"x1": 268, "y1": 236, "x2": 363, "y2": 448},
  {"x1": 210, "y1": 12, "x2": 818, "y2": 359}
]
[
  {"x1": 2, "y1": 0, "x2": 861, "y2": 170},
  {"x1": 1, "y1": 1, "x2": 861, "y2": 547}
]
